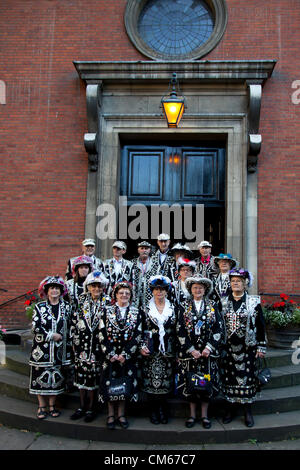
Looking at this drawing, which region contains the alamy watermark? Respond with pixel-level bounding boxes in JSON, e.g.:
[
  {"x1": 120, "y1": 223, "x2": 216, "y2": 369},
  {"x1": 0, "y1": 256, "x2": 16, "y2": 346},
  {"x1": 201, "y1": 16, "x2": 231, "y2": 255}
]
[
  {"x1": 291, "y1": 338, "x2": 300, "y2": 365},
  {"x1": 96, "y1": 196, "x2": 204, "y2": 250},
  {"x1": 0, "y1": 80, "x2": 6, "y2": 105},
  {"x1": 291, "y1": 80, "x2": 300, "y2": 105}
]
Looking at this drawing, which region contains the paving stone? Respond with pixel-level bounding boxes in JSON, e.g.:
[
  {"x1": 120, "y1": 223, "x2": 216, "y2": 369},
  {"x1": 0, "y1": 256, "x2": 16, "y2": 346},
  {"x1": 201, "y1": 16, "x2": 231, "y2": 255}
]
[
  {"x1": 0, "y1": 425, "x2": 36, "y2": 450},
  {"x1": 202, "y1": 442, "x2": 259, "y2": 450},
  {"x1": 257, "y1": 439, "x2": 300, "y2": 450},
  {"x1": 27, "y1": 433, "x2": 90, "y2": 450}
]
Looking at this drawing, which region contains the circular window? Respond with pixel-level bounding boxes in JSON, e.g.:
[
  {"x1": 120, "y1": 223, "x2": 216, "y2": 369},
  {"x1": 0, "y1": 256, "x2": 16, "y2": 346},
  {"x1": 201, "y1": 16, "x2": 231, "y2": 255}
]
[{"x1": 125, "y1": 0, "x2": 228, "y2": 61}]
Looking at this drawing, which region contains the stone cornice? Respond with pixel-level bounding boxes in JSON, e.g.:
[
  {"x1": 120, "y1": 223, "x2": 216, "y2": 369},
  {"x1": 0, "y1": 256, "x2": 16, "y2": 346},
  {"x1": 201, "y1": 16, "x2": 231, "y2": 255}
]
[{"x1": 73, "y1": 60, "x2": 276, "y2": 84}]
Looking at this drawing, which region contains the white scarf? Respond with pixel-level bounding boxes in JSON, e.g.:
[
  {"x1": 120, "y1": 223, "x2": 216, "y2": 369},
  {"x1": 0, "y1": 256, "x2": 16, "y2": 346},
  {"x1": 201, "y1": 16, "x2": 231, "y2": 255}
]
[{"x1": 148, "y1": 297, "x2": 173, "y2": 354}]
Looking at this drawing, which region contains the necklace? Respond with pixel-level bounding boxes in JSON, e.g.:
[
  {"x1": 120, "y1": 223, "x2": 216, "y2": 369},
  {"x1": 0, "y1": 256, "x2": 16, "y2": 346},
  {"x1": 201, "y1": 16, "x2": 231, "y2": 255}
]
[{"x1": 233, "y1": 293, "x2": 244, "y2": 299}]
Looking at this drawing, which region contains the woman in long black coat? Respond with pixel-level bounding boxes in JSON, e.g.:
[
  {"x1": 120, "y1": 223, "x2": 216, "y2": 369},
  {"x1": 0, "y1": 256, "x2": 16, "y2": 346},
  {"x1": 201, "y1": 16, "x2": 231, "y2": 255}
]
[
  {"x1": 70, "y1": 270, "x2": 109, "y2": 422},
  {"x1": 98, "y1": 281, "x2": 142, "y2": 430},
  {"x1": 220, "y1": 268, "x2": 267, "y2": 427},
  {"x1": 176, "y1": 276, "x2": 223, "y2": 429},
  {"x1": 139, "y1": 275, "x2": 177, "y2": 425},
  {"x1": 29, "y1": 276, "x2": 72, "y2": 419}
]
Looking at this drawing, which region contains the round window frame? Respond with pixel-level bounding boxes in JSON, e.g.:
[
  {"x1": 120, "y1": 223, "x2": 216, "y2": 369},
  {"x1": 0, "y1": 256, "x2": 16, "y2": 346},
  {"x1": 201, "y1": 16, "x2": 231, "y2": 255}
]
[{"x1": 125, "y1": 0, "x2": 228, "y2": 61}]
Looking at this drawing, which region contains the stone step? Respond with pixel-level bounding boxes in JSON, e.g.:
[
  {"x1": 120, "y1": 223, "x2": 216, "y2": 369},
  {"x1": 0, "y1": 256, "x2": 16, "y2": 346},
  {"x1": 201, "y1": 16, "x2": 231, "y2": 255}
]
[
  {"x1": 2, "y1": 367, "x2": 300, "y2": 417},
  {"x1": 4, "y1": 330, "x2": 296, "y2": 367},
  {"x1": 1, "y1": 394, "x2": 300, "y2": 444},
  {"x1": 2, "y1": 346, "x2": 295, "y2": 377},
  {"x1": 266, "y1": 364, "x2": 300, "y2": 389},
  {"x1": 264, "y1": 348, "x2": 294, "y2": 368},
  {"x1": 3, "y1": 345, "x2": 300, "y2": 395}
]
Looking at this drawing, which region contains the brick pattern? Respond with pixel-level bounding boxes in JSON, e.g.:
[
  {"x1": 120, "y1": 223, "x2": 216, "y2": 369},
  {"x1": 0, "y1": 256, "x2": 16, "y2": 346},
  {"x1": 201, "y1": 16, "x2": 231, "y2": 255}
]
[{"x1": 0, "y1": 0, "x2": 299, "y2": 327}]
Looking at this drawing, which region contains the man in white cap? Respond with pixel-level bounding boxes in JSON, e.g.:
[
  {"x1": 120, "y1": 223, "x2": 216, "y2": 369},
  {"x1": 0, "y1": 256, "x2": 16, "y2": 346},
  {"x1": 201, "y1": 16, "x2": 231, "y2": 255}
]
[
  {"x1": 103, "y1": 240, "x2": 133, "y2": 296},
  {"x1": 195, "y1": 240, "x2": 218, "y2": 280},
  {"x1": 149, "y1": 233, "x2": 176, "y2": 278},
  {"x1": 131, "y1": 241, "x2": 155, "y2": 309},
  {"x1": 65, "y1": 238, "x2": 104, "y2": 281}
]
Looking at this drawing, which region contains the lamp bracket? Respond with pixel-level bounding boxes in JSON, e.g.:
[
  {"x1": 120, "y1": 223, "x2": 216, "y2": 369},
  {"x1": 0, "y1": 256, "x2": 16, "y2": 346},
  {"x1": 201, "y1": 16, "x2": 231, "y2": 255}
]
[{"x1": 85, "y1": 83, "x2": 102, "y2": 171}]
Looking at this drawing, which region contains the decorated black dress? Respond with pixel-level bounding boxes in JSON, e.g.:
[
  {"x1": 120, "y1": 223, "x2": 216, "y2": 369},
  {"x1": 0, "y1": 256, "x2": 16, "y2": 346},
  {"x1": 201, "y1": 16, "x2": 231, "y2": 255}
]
[
  {"x1": 131, "y1": 256, "x2": 156, "y2": 309},
  {"x1": 66, "y1": 278, "x2": 84, "y2": 308},
  {"x1": 195, "y1": 256, "x2": 218, "y2": 280},
  {"x1": 70, "y1": 292, "x2": 109, "y2": 390},
  {"x1": 210, "y1": 273, "x2": 232, "y2": 309},
  {"x1": 103, "y1": 258, "x2": 133, "y2": 297},
  {"x1": 98, "y1": 303, "x2": 142, "y2": 403},
  {"x1": 172, "y1": 280, "x2": 190, "y2": 308},
  {"x1": 140, "y1": 299, "x2": 177, "y2": 396},
  {"x1": 149, "y1": 250, "x2": 176, "y2": 279},
  {"x1": 29, "y1": 299, "x2": 72, "y2": 395},
  {"x1": 220, "y1": 293, "x2": 267, "y2": 403},
  {"x1": 176, "y1": 298, "x2": 223, "y2": 401}
]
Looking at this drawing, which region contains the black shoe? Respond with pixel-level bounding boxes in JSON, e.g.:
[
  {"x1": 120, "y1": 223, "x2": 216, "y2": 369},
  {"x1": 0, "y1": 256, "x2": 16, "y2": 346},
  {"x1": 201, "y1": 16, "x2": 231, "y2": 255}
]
[
  {"x1": 159, "y1": 406, "x2": 168, "y2": 424},
  {"x1": 70, "y1": 408, "x2": 85, "y2": 420},
  {"x1": 84, "y1": 410, "x2": 96, "y2": 423},
  {"x1": 150, "y1": 410, "x2": 160, "y2": 425},
  {"x1": 185, "y1": 417, "x2": 196, "y2": 428},
  {"x1": 106, "y1": 416, "x2": 116, "y2": 430},
  {"x1": 222, "y1": 405, "x2": 235, "y2": 424},
  {"x1": 244, "y1": 411, "x2": 254, "y2": 427},
  {"x1": 201, "y1": 417, "x2": 212, "y2": 429},
  {"x1": 222, "y1": 412, "x2": 233, "y2": 424},
  {"x1": 116, "y1": 415, "x2": 129, "y2": 429}
]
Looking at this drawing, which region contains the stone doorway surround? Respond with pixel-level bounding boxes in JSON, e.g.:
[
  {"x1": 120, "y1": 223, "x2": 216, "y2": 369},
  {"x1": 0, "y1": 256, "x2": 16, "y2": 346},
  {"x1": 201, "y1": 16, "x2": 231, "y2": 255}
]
[{"x1": 73, "y1": 60, "x2": 276, "y2": 293}]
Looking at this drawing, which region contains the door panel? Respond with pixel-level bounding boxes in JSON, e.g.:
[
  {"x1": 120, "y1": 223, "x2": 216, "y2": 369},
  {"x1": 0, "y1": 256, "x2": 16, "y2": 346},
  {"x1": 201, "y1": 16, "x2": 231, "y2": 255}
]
[
  {"x1": 120, "y1": 144, "x2": 226, "y2": 256},
  {"x1": 121, "y1": 145, "x2": 225, "y2": 206},
  {"x1": 182, "y1": 151, "x2": 216, "y2": 198},
  {"x1": 128, "y1": 150, "x2": 164, "y2": 197}
]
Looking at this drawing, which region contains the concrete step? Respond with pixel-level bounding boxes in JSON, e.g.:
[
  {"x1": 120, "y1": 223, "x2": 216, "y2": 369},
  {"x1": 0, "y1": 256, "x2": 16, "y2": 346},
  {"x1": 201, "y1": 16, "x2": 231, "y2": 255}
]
[
  {"x1": 1, "y1": 394, "x2": 300, "y2": 445},
  {"x1": 3, "y1": 346, "x2": 300, "y2": 395},
  {"x1": 265, "y1": 364, "x2": 300, "y2": 389},
  {"x1": 4, "y1": 330, "x2": 296, "y2": 366},
  {"x1": 2, "y1": 366, "x2": 300, "y2": 417},
  {"x1": 2, "y1": 345, "x2": 296, "y2": 377},
  {"x1": 3, "y1": 346, "x2": 30, "y2": 376}
]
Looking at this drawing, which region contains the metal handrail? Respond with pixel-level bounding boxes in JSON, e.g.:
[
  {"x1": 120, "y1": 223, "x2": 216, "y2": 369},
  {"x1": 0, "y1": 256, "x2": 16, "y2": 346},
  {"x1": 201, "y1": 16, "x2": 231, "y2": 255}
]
[{"x1": 0, "y1": 289, "x2": 39, "y2": 309}]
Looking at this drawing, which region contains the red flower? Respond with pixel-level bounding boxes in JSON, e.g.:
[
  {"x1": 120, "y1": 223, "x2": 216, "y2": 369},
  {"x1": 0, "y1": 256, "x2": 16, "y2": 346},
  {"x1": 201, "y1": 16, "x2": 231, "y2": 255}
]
[
  {"x1": 24, "y1": 300, "x2": 31, "y2": 306},
  {"x1": 273, "y1": 301, "x2": 285, "y2": 308},
  {"x1": 280, "y1": 293, "x2": 289, "y2": 301}
]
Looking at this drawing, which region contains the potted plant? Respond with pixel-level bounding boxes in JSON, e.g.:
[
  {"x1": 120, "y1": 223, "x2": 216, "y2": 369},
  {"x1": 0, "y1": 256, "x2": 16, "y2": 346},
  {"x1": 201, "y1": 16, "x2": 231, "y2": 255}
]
[
  {"x1": 262, "y1": 293, "x2": 300, "y2": 349},
  {"x1": 24, "y1": 291, "x2": 41, "y2": 323}
]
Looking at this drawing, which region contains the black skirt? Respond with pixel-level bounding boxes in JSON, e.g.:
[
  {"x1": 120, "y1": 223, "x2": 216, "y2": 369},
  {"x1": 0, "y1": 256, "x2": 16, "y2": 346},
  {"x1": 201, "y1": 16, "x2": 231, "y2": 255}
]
[{"x1": 29, "y1": 365, "x2": 65, "y2": 395}]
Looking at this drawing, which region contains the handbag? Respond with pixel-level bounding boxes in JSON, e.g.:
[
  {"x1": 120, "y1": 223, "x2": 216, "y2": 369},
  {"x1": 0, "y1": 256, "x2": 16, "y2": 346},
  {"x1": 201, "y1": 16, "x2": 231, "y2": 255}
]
[
  {"x1": 185, "y1": 359, "x2": 213, "y2": 398},
  {"x1": 107, "y1": 365, "x2": 133, "y2": 400},
  {"x1": 256, "y1": 357, "x2": 271, "y2": 388}
]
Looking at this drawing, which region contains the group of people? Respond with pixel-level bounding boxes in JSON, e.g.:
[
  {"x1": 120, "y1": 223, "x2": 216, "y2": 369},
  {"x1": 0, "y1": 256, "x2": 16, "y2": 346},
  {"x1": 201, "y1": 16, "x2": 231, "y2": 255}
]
[{"x1": 29, "y1": 235, "x2": 267, "y2": 430}]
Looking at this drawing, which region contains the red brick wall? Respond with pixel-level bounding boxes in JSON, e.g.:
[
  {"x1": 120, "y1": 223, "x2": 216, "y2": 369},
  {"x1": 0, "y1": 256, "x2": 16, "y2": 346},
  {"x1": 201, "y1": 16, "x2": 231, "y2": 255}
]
[{"x1": 0, "y1": 0, "x2": 299, "y2": 327}]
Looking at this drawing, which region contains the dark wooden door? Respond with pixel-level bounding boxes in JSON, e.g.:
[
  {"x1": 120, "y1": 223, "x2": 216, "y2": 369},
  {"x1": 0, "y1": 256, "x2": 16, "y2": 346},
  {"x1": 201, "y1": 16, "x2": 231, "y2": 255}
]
[{"x1": 120, "y1": 145, "x2": 225, "y2": 256}]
